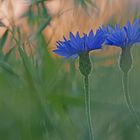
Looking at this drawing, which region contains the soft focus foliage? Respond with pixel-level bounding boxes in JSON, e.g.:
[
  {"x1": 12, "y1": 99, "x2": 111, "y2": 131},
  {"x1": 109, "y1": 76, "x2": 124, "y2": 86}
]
[{"x1": 0, "y1": 0, "x2": 140, "y2": 140}]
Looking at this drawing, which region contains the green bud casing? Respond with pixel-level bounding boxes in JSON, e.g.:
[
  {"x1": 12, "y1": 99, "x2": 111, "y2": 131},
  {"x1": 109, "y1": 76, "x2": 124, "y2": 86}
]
[
  {"x1": 79, "y1": 52, "x2": 91, "y2": 76},
  {"x1": 119, "y1": 47, "x2": 132, "y2": 73}
]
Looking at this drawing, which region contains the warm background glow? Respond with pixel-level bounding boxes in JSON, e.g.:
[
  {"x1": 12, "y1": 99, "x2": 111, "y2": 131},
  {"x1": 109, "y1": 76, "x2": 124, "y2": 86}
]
[{"x1": 0, "y1": 0, "x2": 140, "y2": 50}]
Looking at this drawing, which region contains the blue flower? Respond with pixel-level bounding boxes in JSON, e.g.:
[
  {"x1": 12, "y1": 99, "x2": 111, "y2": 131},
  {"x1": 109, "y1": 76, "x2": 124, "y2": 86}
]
[
  {"x1": 102, "y1": 19, "x2": 140, "y2": 47},
  {"x1": 53, "y1": 29, "x2": 106, "y2": 58}
]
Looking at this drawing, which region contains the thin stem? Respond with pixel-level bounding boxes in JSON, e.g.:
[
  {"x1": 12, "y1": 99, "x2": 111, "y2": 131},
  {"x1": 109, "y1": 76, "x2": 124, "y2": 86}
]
[
  {"x1": 122, "y1": 72, "x2": 140, "y2": 128},
  {"x1": 84, "y1": 75, "x2": 94, "y2": 140}
]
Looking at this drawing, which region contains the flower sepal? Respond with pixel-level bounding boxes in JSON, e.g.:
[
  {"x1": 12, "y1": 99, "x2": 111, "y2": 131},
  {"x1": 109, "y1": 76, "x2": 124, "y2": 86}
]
[
  {"x1": 119, "y1": 47, "x2": 132, "y2": 73},
  {"x1": 79, "y1": 52, "x2": 91, "y2": 76}
]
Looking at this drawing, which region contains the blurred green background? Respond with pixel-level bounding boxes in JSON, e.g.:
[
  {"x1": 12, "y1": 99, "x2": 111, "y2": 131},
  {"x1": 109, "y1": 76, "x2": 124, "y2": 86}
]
[{"x1": 0, "y1": 0, "x2": 140, "y2": 140}]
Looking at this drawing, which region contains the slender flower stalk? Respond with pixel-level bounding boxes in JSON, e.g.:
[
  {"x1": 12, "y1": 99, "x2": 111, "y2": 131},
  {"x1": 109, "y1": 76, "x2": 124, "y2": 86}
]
[
  {"x1": 84, "y1": 75, "x2": 94, "y2": 139},
  {"x1": 53, "y1": 29, "x2": 106, "y2": 140},
  {"x1": 120, "y1": 47, "x2": 140, "y2": 128},
  {"x1": 102, "y1": 19, "x2": 140, "y2": 128},
  {"x1": 79, "y1": 52, "x2": 93, "y2": 140},
  {"x1": 122, "y1": 72, "x2": 140, "y2": 128}
]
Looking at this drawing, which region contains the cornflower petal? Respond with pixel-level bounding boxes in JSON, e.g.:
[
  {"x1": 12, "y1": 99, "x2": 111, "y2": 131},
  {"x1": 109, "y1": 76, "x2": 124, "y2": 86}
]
[
  {"x1": 102, "y1": 19, "x2": 140, "y2": 48},
  {"x1": 53, "y1": 29, "x2": 106, "y2": 58}
]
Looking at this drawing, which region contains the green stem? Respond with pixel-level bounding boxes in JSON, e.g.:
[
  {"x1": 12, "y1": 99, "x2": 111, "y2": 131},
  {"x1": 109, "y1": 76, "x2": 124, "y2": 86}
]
[
  {"x1": 122, "y1": 72, "x2": 140, "y2": 128},
  {"x1": 84, "y1": 75, "x2": 94, "y2": 140}
]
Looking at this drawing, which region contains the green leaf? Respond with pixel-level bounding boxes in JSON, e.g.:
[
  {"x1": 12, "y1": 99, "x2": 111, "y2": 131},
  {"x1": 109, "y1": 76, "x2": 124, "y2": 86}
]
[
  {"x1": 18, "y1": 47, "x2": 33, "y2": 77},
  {"x1": 0, "y1": 30, "x2": 8, "y2": 51},
  {"x1": 75, "y1": 0, "x2": 97, "y2": 14},
  {"x1": 29, "y1": 17, "x2": 51, "y2": 42},
  {"x1": 75, "y1": 0, "x2": 95, "y2": 8},
  {"x1": 0, "y1": 61, "x2": 19, "y2": 78},
  {"x1": 29, "y1": 0, "x2": 47, "y2": 5},
  {"x1": 38, "y1": 17, "x2": 51, "y2": 33},
  {"x1": 4, "y1": 47, "x2": 16, "y2": 61},
  {"x1": 18, "y1": 46, "x2": 36, "y2": 91}
]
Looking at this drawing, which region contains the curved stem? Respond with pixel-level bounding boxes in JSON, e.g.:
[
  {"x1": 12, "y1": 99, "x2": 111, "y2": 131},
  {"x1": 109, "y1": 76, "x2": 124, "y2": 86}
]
[
  {"x1": 122, "y1": 72, "x2": 140, "y2": 128},
  {"x1": 84, "y1": 76, "x2": 94, "y2": 140}
]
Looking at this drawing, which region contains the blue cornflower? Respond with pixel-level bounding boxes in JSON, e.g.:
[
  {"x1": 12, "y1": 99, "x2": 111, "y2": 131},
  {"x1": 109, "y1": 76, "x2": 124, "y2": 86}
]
[
  {"x1": 53, "y1": 29, "x2": 106, "y2": 58},
  {"x1": 53, "y1": 29, "x2": 106, "y2": 76},
  {"x1": 102, "y1": 20, "x2": 140, "y2": 129},
  {"x1": 102, "y1": 19, "x2": 140, "y2": 47},
  {"x1": 53, "y1": 29, "x2": 106, "y2": 140},
  {"x1": 101, "y1": 19, "x2": 140, "y2": 73}
]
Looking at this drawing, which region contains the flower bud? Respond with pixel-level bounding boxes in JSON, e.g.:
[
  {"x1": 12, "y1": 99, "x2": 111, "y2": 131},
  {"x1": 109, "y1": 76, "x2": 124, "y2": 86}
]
[
  {"x1": 79, "y1": 52, "x2": 91, "y2": 76},
  {"x1": 119, "y1": 47, "x2": 132, "y2": 73}
]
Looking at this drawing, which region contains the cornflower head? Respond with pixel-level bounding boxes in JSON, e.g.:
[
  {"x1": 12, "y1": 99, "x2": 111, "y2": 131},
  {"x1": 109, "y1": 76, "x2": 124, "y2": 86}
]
[
  {"x1": 53, "y1": 29, "x2": 106, "y2": 76},
  {"x1": 101, "y1": 19, "x2": 140, "y2": 73}
]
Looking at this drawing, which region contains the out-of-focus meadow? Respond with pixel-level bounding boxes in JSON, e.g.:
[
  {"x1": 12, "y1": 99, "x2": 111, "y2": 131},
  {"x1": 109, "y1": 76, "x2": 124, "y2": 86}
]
[{"x1": 0, "y1": 0, "x2": 140, "y2": 140}]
